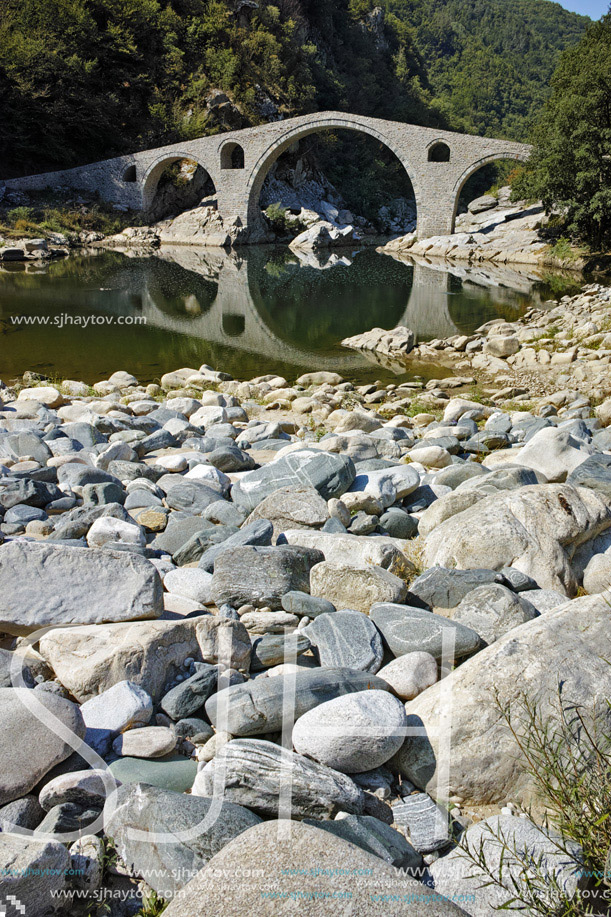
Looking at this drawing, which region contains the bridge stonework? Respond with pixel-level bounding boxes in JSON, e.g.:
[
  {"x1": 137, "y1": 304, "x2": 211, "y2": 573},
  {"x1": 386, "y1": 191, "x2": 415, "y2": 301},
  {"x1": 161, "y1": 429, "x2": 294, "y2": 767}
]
[{"x1": 2, "y1": 112, "x2": 530, "y2": 241}]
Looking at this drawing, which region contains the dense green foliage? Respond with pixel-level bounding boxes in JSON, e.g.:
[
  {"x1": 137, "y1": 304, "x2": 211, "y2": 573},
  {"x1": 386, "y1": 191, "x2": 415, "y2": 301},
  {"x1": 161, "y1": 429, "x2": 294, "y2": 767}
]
[
  {"x1": 513, "y1": 14, "x2": 611, "y2": 250},
  {"x1": 396, "y1": 0, "x2": 590, "y2": 141},
  {"x1": 0, "y1": 0, "x2": 589, "y2": 178}
]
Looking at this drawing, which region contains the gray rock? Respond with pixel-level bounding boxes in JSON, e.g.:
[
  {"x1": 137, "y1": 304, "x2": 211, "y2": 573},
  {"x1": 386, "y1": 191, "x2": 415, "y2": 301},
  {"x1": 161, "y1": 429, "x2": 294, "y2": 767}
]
[
  {"x1": 205, "y1": 667, "x2": 390, "y2": 737},
  {"x1": 520, "y1": 588, "x2": 566, "y2": 614},
  {"x1": 429, "y1": 815, "x2": 581, "y2": 916},
  {"x1": 164, "y1": 480, "x2": 220, "y2": 515},
  {"x1": 174, "y1": 718, "x2": 214, "y2": 744},
  {"x1": 304, "y1": 814, "x2": 422, "y2": 869},
  {"x1": 0, "y1": 477, "x2": 62, "y2": 510},
  {"x1": 151, "y1": 514, "x2": 211, "y2": 554},
  {"x1": 424, "y1": 484, "x2": 611, "y2": 595},
  {"x1": 379, "y1": 508, "x2": 418, "y2": 539},
  {"x1": 499, "y1": 566, "x2": 538, "y2": 591},
  {"x1": 162, "y1": 820, "x2": 467, "y2": 917},
  {"x1": 39, "y1": 768, "x2": 113, "y2": 811},
  {"x1": 434, "y1": 463, "x2": 488, "y2": 489},
  {"x1": 82, "y1": 481, "x2": 126, "y2": 506},
  {"x1": 251, "y1": 633, "x2": 311, "y2": 671},
  {"x1": 231, "y1": 450, "x2": 356, "y2": 513},
  {"x1": 370, "y1": 604, "x2": 481, "y2": 662},
  {"x1": 281, "y1": 591, "x2": 336, "y2": 618},
  {"x1": 0, "y1": 834, "x2": 71, "y2": 915},
  {"x1": 448, "y1": 583, "x2": 538, "y2": 645},
  {"x1": 392, "y1": 793, "x2": 450, "y2": 853},
  {"x1": 103, "y1": 783, "x2": 261, "y2": 897},
  {"x1": 112, "y1": 726, "x2": 177, "y2": 758},
  {"x1": 0, "y1": 688, "x2": 85, "y2": 805},
  {"x1": 81, "y1": 680, "x2": 153, "y2": 755},
  {"x1": 0, "y1": 795, "x2": 44, "y2": 832},
  {"x1": 197, "y1": 519, "x2": 273, "y2": 572},
  {"x1": 57, "y1": 462, "x2": 121, "y2": 490},
  {"x1": 292, "y1": 690, "x2": 408, "y2": 772},
  {"x1": 161, "y1": 664, "x2": 218, "y2": 720},
  {"x1": 193, "y1": 739, "x2": 365, "y2": 819},
  {"x1": 244, "y1": 485, "x2": 329, "y2": 539},
  {"x1": 567, "y1": 452, "x2": 611, "y2": 497},
  {"x1": 207, "y1": 444, "x2": 255, "y2": 472},
  {"x1": 303, "y1": 610, "x2": 384, "y2": 673},
  {"x1": 409, "y1": 566, "x2": 500, "y2": 609},
  {"x1": 0, "y1": 541, "x2": 163, "y2": 635},
  {"x1": 211, "y1": 545, "x2": 323, "y2": 610}
]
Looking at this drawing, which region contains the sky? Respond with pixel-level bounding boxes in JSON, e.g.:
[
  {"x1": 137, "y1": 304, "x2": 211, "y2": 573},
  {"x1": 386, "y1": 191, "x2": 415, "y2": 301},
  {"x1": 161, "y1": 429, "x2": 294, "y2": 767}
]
[{"x1": 557, "y1": 0, "x2": 608, "y2": 17}]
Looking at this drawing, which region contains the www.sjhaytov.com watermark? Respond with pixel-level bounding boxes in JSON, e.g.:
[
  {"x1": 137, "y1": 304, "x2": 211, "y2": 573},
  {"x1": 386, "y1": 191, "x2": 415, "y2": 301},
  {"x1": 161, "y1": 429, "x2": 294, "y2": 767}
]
[{"x1": 10, "y1": 314, "x2": 147, "y2": 329}]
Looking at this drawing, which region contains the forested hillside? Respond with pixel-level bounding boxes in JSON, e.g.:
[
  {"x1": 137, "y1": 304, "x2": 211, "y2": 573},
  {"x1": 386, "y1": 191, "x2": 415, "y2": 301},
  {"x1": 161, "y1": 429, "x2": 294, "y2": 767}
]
[{"x1": 0, "y1": 0, "x2": 589, "y2": 177}]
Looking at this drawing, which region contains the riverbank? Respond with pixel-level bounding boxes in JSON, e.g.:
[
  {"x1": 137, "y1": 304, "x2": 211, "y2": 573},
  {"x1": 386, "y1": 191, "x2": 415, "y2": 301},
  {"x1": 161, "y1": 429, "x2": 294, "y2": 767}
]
[
  {"x1": 1, "y1": 334, "x2": 611, "y2": 912},
  {"x1": 342, "y1": 278, "x2": 611, "y2": 408}
]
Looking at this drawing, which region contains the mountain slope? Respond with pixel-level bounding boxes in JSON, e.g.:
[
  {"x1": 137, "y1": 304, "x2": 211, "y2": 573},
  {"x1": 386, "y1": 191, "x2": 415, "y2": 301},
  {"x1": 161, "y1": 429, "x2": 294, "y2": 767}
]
[{"x1": 0, "y1": 0, "x2": 589, "y2": 177}]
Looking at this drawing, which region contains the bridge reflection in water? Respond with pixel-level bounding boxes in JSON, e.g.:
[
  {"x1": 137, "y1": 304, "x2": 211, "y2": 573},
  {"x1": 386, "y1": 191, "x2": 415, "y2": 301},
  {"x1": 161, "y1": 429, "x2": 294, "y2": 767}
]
[
  {"x1": 123, "y1": 245, "x2": 543, "y2": 373},
  {"x1": 0, "y1": 245, "x2": 548, "y2": 383}
]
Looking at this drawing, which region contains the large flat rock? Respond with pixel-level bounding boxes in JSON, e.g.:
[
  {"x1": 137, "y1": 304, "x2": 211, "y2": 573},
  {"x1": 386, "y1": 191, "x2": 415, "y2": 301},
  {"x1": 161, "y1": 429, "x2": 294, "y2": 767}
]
[
  {"x1": 39, "y1": 619, "x2": 202, "y2": 703},
  {"x1": 164, "y1": 820, "x2": 469, "y2": 916},
  {"x1": 0, "y1": 541, "x2": 163, "y2": 634}
]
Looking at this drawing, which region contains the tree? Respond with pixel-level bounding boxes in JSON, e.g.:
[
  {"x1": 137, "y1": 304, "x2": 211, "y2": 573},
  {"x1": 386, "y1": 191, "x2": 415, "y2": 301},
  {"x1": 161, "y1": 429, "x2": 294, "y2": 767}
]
[{"x1": 513, "y1": 13, "x2": 611, "y2": 250}]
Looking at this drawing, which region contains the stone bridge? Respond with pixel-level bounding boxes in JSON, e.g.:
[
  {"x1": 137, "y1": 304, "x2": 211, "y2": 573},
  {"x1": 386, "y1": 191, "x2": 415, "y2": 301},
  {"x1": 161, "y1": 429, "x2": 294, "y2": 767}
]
[{"x1": 3, "y1": 112, "x2": 530, "y2": 240}]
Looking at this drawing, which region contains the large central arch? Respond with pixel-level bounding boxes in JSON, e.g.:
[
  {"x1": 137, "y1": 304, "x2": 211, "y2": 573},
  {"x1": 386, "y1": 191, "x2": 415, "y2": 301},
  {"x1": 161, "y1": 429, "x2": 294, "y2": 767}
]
[{"x1": 244, "y1": 115, "x2": 423, "y2": 232}]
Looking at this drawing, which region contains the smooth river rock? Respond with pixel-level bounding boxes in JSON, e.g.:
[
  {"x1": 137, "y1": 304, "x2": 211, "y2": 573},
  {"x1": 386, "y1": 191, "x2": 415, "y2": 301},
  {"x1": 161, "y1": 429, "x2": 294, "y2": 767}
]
[
  {"x1": 0, "y1": 688, "x2": 85, "y2": 805},
  {"x1": 370, "y1": 604, "x2": 481, "y2": 662},
  {"x1": 303, "y1": 610, "x2": 384, "y2": 672},
  {"x1": 205, "y1": 667, "x2": 390, "y2": 736},
  {"x1": 193, "y1": 739, "x2": 365, "y2": 819},
  {"x1": 292, "y1": 690, "x2": 408, "y2": 773}
]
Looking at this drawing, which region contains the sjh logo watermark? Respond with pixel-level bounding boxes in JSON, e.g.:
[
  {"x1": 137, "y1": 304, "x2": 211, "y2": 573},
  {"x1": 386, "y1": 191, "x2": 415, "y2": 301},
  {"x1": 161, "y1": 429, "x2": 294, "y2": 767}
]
[{"x1": 0, "y1": 895, "x2": 26, "y2": 916}]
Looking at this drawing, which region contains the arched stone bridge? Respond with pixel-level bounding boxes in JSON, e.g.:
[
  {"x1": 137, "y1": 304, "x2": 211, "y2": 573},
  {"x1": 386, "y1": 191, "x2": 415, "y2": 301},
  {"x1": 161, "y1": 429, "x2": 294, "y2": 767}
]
[{"x1": 3, "y1": 112, "x2": 530, "y2": 240}]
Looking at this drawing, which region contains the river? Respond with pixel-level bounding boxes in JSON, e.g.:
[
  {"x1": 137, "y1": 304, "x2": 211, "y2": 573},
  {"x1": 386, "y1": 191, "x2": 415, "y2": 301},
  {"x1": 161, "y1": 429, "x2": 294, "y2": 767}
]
[{"x1": 0, "y1": 245, "x2": 581, "y2": 386}]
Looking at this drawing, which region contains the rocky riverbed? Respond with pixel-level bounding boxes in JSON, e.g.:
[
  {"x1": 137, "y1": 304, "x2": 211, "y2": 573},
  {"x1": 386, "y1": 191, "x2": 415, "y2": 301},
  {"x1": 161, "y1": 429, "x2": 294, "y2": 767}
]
[{"x1": 1, "y1": 342, "x2": 611, "y2": 914}]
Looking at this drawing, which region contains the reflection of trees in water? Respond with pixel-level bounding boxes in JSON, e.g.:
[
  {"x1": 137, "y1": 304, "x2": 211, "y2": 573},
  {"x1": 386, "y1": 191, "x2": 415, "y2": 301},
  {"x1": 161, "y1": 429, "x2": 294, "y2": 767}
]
[
  {"x1": 144, "y1": 258, "x2": 217, "y2": 318},
  {"x1": 248, "y1": 248, "x2": 412, "y2": 351}
]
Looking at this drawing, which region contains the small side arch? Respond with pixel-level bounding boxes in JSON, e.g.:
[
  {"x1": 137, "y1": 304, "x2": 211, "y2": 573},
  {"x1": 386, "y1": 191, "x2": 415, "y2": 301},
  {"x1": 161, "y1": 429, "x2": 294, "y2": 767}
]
[
  {"x1": 427, "y1": 140, "x2": 451, "y2": 163},
  {"x1": 122, "y1": 164, "x2": 137, "y2": 182},
  {"x1": 140, "y1": 153, "x2": 218, "y2": 211},
  {"x1": 450, "y1": 151, "x2": 530, "y2": 233},
  {"x1": 220, "y1": 142, "x2": 245, "y2": 170}
]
